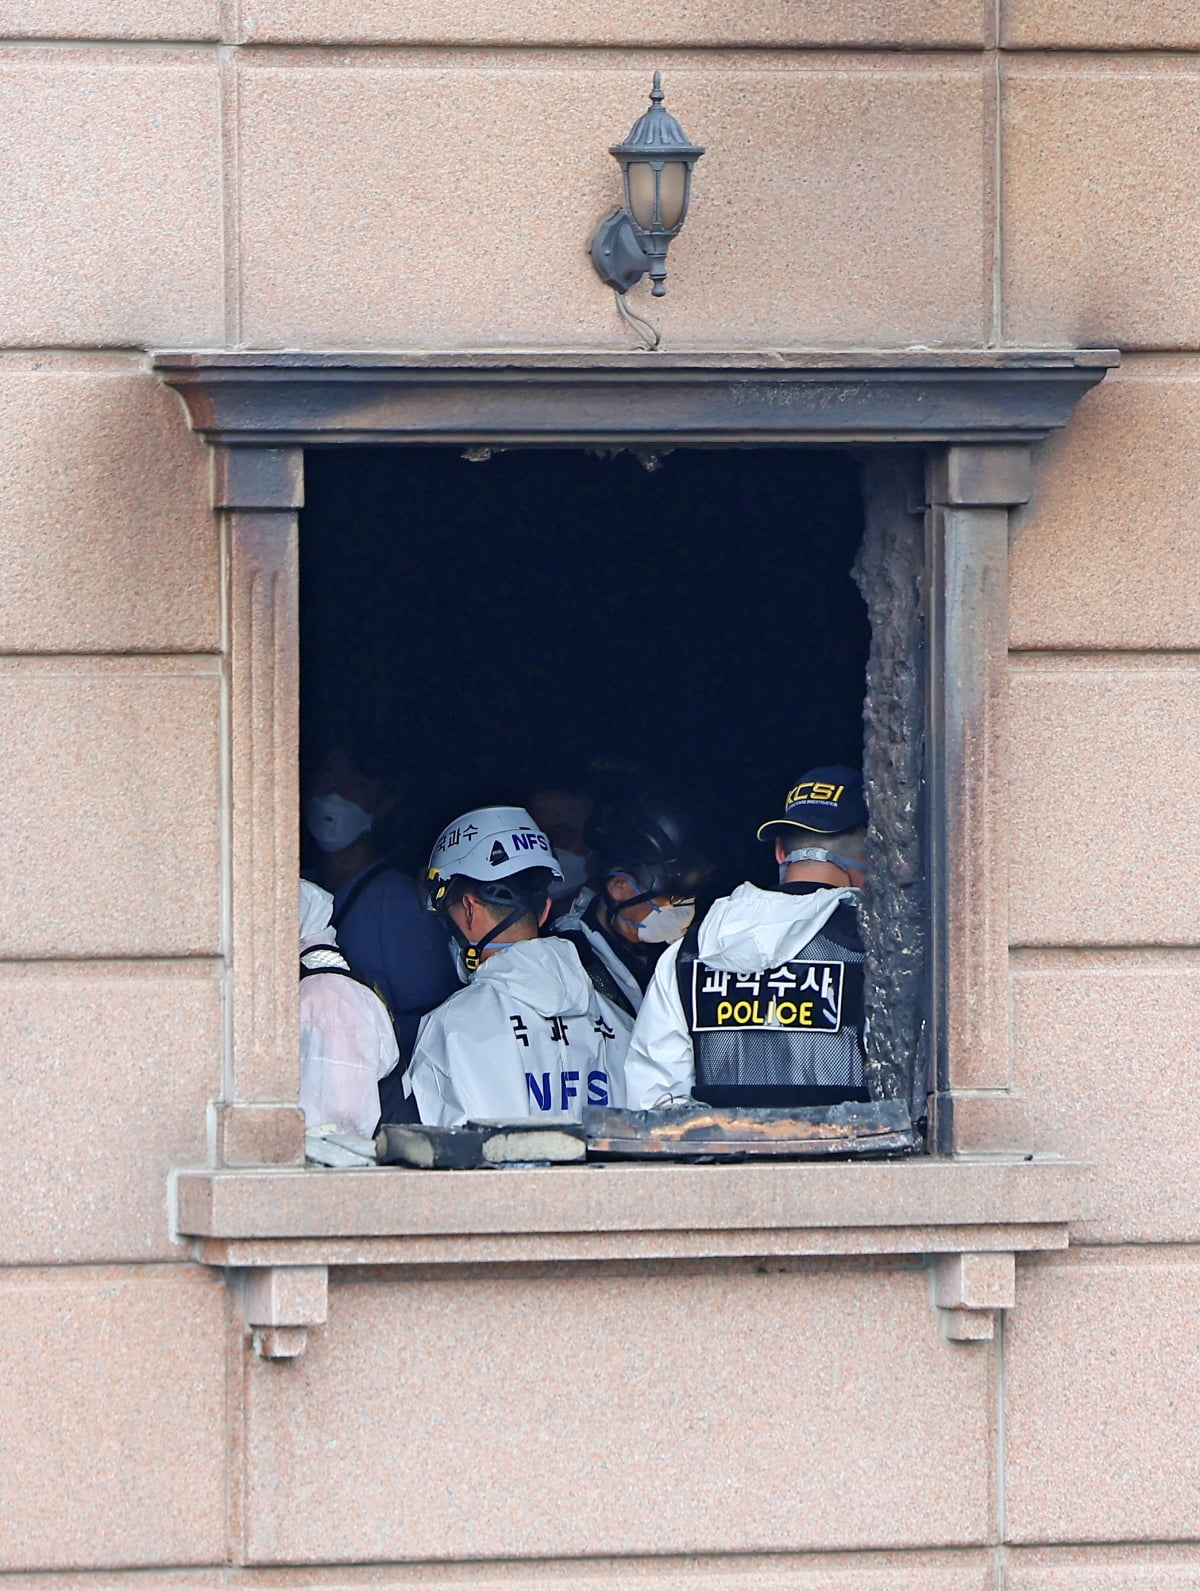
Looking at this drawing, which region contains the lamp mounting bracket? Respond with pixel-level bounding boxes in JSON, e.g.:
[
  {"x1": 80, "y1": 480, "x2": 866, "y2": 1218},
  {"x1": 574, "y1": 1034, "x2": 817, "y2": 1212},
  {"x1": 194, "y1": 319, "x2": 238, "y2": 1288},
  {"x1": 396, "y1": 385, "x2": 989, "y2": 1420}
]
[{"x1": 589, "y1": 207, "x2": 652, "y2": 294}]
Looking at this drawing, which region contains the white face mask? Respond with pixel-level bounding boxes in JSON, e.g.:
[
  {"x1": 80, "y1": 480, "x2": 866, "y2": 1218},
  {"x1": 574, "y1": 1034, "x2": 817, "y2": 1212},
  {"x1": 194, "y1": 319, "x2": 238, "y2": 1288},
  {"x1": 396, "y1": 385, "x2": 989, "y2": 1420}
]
[
  {"x1": 450, "y1": 940, "x2": 472, "y2": 984},
  {"x1": 304, "y1": 793, "x2": 374, "y2": 853},
  {"x1": 636, "y1": 900, "x2": 695, "y2": 945},
  {"x1": 548, "y1": 849, "x2": 589, "y2": 901}
]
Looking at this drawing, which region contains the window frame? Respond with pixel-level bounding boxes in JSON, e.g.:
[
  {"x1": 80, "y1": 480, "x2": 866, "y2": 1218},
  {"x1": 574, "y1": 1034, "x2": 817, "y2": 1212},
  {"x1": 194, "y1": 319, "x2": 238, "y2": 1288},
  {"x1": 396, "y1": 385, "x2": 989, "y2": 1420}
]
[{"x1": 156, "y1": 349, "x2": 1112, "y2": 1350}]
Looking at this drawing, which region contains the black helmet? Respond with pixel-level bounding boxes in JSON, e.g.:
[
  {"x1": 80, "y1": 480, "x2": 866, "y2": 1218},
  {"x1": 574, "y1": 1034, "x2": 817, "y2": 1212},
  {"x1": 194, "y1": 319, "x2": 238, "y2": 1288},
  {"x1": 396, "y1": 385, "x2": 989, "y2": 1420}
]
[{"x1": 586, "y1": 796, "x2": 712, "y2": 900}]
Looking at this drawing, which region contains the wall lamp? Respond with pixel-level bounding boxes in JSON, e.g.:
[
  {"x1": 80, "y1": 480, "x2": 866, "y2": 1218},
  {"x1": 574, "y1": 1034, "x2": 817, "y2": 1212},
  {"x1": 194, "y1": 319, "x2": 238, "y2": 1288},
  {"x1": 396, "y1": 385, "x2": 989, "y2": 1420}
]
[{"x1": 590, "y1": 72, "x2": 704, "y2": 300}]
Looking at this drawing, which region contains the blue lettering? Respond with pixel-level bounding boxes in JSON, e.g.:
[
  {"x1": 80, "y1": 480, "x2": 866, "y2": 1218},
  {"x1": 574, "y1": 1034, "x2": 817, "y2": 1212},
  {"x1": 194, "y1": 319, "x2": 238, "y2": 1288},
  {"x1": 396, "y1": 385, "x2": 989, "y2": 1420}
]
[
  {"x1": 560, "y1": 1070, "x2": 580, "y2": 1110},
  {"x1": 587, "y1": 1070, "x2": 610, "y2": 1105},
  {"x1": 525, "y1": 1072, "x2": 552, "y2": 1111}
]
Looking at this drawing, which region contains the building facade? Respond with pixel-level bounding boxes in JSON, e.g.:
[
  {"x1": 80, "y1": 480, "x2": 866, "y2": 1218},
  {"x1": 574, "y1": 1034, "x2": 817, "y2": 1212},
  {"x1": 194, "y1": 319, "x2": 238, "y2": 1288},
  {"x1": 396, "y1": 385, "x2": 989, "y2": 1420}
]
[{"x1": 3, "y1": 3, "x2": 1199, "y2": 1586}]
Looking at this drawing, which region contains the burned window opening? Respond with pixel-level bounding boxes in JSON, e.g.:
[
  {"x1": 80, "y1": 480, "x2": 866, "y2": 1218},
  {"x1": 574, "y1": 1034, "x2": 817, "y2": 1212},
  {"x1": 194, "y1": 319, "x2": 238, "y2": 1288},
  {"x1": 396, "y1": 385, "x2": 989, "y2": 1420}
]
[
  {"x1": 298, "y1": 442, "x2": 928, "y2": 1139},
  {"x1": 854, "y1": 451, "x2": 929, "y2": 1126}
]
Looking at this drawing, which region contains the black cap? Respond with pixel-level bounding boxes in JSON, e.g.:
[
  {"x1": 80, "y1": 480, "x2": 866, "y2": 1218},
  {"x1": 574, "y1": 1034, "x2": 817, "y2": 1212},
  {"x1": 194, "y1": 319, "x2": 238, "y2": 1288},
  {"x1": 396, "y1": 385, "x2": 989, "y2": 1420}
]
[{"x1": 756, "y1": 766, "x2": 867, "y2": 840}]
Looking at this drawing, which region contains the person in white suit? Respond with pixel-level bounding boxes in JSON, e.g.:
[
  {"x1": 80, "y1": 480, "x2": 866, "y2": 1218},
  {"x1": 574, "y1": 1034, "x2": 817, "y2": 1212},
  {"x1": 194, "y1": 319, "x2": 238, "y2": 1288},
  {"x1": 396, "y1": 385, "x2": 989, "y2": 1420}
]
[
  {"x1": 404, "y1": 807, "x2": 632, "y2": 1128},
  {"x1": 299, "y1": 879, "x2": 399, "y2": 1135}
]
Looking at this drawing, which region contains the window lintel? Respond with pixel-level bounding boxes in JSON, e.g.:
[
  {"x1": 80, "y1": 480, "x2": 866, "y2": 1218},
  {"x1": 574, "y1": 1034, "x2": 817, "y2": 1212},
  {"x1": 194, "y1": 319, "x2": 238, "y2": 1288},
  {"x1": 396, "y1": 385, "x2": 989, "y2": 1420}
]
[{"x1": 154, "y1": 347, "x2": 1117, "y2": 451}]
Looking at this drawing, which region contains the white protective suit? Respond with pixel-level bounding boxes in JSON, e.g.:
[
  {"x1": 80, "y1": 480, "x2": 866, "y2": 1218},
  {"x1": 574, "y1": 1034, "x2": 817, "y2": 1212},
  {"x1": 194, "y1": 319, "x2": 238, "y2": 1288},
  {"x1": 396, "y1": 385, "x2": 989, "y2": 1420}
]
[
  {"x1": 623, "y1": 881, "x2": 859, "y2": 1110},
  {"x1": 406, "y1": 936, "x2": 633, "y2": 1127},
  {"x1": 299, "y1": 880, "x2": 399, "y2": 1135}
]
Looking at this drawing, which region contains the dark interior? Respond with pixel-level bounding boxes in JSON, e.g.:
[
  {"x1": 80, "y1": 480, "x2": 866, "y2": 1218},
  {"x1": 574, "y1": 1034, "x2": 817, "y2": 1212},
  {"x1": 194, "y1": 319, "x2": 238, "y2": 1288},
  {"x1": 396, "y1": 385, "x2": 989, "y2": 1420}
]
[{"x1": 299, "y1": 444, "x2": 870, "y2": 893}]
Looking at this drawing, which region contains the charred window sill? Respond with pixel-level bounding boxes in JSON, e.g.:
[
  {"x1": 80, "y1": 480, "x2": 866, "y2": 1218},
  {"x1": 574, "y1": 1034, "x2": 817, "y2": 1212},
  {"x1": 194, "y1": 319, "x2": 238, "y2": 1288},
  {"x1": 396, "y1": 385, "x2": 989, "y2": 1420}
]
[{"x1": 174, "y1": 1156, "x2": 1086, "y2": 1354}]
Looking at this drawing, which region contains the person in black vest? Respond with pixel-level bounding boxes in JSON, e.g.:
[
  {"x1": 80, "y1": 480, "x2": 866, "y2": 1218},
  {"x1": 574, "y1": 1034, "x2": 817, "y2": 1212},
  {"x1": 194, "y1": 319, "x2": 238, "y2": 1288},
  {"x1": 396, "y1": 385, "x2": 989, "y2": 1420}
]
[
  {"x1": 550, "y1": 796, "x2": 712, "y2": 1020},
  {"x1": 302, "y1": 740, "x2": 459, "y2": 1123},
  {"x1": 624, "y1": 767, "x2": 870, "y2": 1110}
]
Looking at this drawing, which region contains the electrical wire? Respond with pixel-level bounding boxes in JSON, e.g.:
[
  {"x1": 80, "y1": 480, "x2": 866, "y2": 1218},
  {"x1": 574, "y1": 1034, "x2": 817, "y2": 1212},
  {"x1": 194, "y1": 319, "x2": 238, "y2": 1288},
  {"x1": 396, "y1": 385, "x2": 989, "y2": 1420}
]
[{"x1": 614, "y1": 289, "x2": 661, "y2": 351}]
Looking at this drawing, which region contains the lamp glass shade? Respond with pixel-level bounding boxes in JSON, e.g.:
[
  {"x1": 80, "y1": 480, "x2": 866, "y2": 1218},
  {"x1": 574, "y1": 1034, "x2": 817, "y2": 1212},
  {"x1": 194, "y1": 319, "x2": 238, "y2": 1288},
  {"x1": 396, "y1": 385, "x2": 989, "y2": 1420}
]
[
  {"x1": 657, "y1": 161, "x2": 689, "y2": 230},
  {"x1": 626, "y1": 162, "x2": 658, "y2": 230}
]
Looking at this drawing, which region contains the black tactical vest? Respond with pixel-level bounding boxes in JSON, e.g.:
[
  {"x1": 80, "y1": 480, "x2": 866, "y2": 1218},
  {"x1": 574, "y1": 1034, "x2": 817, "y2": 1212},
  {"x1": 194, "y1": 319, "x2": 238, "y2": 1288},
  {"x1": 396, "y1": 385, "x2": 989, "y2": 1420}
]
[
  {"x1": 551, "y1": 895, "x2": 657, "y2": 1021},
  {"x1": 674, "y1": 892, "x2": 869, "y2": 1109},
  {"x1": 554, "y1": 927, "x2": 639, "y2": 1019}
]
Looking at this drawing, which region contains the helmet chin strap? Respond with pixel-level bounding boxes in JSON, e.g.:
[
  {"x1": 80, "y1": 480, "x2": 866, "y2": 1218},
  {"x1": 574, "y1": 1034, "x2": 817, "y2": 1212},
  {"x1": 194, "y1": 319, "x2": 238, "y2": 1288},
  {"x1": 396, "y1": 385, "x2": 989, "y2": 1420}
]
[
  {"x1": 604, "y1": 870, "x2": 659, "y2": 932},
  {"x1": 448, "y1": 903, "x2": 531, "y2": 974},
  {"x1": 780, "y1": 846, "x2": 864, "y2": 885}
]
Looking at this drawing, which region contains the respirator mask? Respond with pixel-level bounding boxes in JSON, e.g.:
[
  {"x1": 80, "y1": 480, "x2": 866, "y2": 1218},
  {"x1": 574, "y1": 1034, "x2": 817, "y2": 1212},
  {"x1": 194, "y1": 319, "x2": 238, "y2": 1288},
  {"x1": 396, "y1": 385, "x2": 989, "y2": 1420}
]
[
  {"x1": 633, "y1": 899, "x2": 695, "y2": 944},
  {"x1": 304, "y1": 793, "x2": 374, "y2": 853},
  {"x1": 607, "y1": 871, "x2": 695, "y2": 946}
]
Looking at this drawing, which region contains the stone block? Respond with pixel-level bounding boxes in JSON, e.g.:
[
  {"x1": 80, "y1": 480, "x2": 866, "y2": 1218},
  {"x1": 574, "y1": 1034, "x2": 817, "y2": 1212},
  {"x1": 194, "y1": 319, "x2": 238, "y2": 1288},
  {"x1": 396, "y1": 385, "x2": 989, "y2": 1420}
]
[
  {"x1": 211, "y1": 445, "x2": 304, "y2": 510},
  {"x1": 1002, "y1": 1, "x2": 1200, "y2": 48},
  {"x1": 0, "y1": 0, "x2": 218, "y2": 37},
  {"x1": 126, "y1": 1555, "x2": 996, "y2": 1590},
  {"x1": 1003, "y1": 64, "x2": 1200, "y2": 349},
  {"x1": 934, "y1": 1251, "x2": 1015, "y2": 1311},
  {"x1": 1008, "y1": 657, "x2": 1200, "y2": 946},
  {"x1": 1011, "y1": 952, "x2": 1200, "y2": 1245},
  {"x1": 1006, "y1": 1249, "x2": 1200, "y2": 1544},
  {"x1": 0, "y1": 1578, "x2": 224, "y2": 1591},
  {"x1": 244, "y1": 1261, "x2": 993, "y2": 1562},
  {"x1": 215, "y1": 1102, "x2": 305, "y2": 1167},
  {"x1": 0, "y1": 965, "x2": 219, "y2": 1264},
  {"x1": 929, "y1": 443, "x2": 1032, "y2": 508},
  {"x1": 238, "y1": 60, "x2": 989, "y2": 350},
  {"x1": 244, "y1": 1265, "x2": 327, "y2": 1326},
  {"x1": 0, "y1": 1265, "x2": 226, "y2": 1570},
  {"x1": 0, "y1": 356, "x2": 217, "y2": 654},
  {"x1": 944, "y1": 1092, "x2": 1036, "y2": 1155},
  {"x1": 1012, "y1": 362, "x2": 1200, "y2": 651},
  {"x1": 241, "y1": 0, "x2": 987, "y2": 46},
  {"x1": 0, "y1": 52, "x2": 222, "y2": 347},
  {"x1": 0, "y1": 658, "x2": 221, "y2": 957},
  {"x1": 1007, "y1": 1544, "x2": 1200, "y2": 1587}
]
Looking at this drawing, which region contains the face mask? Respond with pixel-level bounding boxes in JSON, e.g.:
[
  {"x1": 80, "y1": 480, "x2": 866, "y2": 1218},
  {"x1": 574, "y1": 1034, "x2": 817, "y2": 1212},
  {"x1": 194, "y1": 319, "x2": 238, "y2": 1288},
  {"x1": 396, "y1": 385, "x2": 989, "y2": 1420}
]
[
  {"x1": 548, "y1": 849, "x2": 589, "y2": 901},
  {"x1": 636, "y1": 900, "x2": 695, "y2": 945},
  {"x1": 304, "y1": 793, "x2": 373, "y2": 853}
]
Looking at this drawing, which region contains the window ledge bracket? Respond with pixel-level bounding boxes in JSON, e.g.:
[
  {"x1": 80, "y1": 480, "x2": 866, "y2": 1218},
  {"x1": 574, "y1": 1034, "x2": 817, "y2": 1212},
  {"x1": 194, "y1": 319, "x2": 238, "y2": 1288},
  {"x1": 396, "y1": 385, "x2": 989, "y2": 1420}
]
[
  {"x1": 930, "y1": 1249, "x2": 1016, "y2": 1342},
  {"x1": 242, "y1": 1262, "x2": 328, "y2": 1360}
]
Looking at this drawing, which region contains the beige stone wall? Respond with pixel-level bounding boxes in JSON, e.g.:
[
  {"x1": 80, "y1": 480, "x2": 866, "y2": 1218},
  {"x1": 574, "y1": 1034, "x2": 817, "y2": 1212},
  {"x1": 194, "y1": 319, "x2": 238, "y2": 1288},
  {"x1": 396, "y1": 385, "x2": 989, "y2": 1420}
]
[{"x1": 2, "y1": 3, "x2": 1199, "y2": 1586}]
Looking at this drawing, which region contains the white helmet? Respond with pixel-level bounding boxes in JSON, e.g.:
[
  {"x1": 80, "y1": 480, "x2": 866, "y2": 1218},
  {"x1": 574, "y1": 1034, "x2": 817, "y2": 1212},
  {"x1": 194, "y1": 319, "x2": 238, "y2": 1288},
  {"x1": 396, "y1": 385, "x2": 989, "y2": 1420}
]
[
  {"x1": 425, "y1": 807, "x2": 563, "y2": 975},
  {"x1": 424, "y1": 806, "x2": 563, "y2": 911}
]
